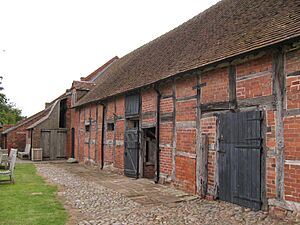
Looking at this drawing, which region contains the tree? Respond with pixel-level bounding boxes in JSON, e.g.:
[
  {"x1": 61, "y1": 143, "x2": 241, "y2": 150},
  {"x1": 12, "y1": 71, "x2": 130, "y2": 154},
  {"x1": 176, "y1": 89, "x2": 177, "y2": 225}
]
[
  {"x1": 0, "y1": 76, "x2": 3, "y2": 91},
  {"x1": 0, "y1": 77, "x2": 23, "y2": 125}
]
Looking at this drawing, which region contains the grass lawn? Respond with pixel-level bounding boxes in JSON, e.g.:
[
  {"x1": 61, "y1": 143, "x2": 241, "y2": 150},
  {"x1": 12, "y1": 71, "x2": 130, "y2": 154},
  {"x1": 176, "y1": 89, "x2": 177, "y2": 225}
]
[{"x1": 0, "y1": 164, "x2": 68, "y2": 225}]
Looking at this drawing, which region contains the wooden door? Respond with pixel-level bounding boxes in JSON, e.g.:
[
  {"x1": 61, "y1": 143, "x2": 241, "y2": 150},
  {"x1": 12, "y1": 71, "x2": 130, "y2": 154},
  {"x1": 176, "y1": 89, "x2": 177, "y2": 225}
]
[{"x1": 218, "y1": 111, "x2": 262, "y2": 210}]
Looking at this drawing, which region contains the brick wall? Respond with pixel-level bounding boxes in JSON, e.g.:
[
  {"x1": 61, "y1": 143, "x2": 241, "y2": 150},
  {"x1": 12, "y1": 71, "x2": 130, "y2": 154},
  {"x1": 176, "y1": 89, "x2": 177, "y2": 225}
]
[
  {"x1": 159, "y1": 83, "x2": 173, "y2": 178},
  {"x1": 71, "y1": 46, "x2": 300, "y2": 210},
  {"x1": 284, "y1": 165, "x2": 300, "y2": 202},
  {"x1": 286, "y1": 48, "x2": 300, "y2": 109},
  {"x1": 4, "y1": 111, "x2": 47, "y2": 151},
  {"x1": 236, "y1": 55, "x2": 273, "y2": 100},
  {"x1": 283, "y1": 48, "x2": 300, "y2": 203},
  {"x1": 200, "y1": 117, "x2": 217, "y2": 193},
  {"x1": 114, "y1": 96, "x2": 125, "y2": 170},
  {"x1": 201, "y1": 68, "x2": 229, "y2": 103},
  {"x1": 174, "y1": 76, "x2": 197, "y2": 193}
]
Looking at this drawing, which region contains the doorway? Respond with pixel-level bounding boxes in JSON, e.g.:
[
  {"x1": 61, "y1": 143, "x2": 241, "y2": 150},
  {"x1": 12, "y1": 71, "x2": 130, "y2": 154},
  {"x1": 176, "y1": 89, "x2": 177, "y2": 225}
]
[
  {"x1": 124, "y1": 118, "x2": 139, "y2": 178},
  {"x1": 142, "y1": 127, "x2": 156, "y2": 179}
]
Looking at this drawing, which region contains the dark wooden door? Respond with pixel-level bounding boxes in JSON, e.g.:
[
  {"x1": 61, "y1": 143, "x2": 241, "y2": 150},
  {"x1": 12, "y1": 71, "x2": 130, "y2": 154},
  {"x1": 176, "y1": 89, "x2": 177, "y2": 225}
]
[
  {"x1": 124, "y1": 128, "x2": 139, "y2": 178},
  {"x1": 218, "y1": 111, "x2": 262, "y2": 210}
]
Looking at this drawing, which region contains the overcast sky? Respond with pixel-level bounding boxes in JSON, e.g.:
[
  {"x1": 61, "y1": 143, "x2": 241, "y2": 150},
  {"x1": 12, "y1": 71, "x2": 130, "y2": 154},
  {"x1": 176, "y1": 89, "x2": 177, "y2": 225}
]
[{"x1": 0, "y1": 0, "x2": 220, "y2": 117}]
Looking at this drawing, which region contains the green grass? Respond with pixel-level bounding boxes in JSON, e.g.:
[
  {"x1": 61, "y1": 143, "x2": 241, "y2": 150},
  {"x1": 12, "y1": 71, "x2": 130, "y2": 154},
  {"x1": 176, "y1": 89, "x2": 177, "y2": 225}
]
[{"x1": 0, "y1": 164, "x2": 68, "y2": 225}]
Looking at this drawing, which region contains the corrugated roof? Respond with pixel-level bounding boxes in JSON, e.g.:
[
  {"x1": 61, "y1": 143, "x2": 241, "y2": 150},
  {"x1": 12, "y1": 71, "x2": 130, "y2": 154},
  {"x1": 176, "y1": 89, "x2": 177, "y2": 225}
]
[{"x1": 76, "y1": 0, "x2": 300, "y2": 107}]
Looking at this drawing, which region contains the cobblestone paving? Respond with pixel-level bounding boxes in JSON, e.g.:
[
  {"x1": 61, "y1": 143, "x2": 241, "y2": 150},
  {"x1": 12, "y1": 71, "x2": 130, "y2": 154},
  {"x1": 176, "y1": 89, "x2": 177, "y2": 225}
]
[{"x1": 36, "y1": 163, "x2": 299, "y2": 225}]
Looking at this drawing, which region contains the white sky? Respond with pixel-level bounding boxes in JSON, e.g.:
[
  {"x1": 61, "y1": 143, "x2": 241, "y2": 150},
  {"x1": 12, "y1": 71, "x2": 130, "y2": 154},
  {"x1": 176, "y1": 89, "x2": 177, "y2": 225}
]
[{"x1": 0, "y1": 0, "x2": 220, "y2": 117}]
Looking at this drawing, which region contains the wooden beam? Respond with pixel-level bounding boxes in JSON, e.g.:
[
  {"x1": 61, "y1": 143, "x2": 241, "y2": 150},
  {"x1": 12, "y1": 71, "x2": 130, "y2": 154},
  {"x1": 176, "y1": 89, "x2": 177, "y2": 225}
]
[
  {"x1": 171, "y1": 79, "x2": 177, "y2": 181},
  {"x1": 88, "y1": 104, "x2": 92, "y2": 160},
  {"x1": 95, "y1": 104, "x2": 99, "y2": 162},
  {"x1": 237, "y1": 95, "x2": 275, "y2": 108},
  {"x1": 77, "y1": 109, "x2": 81, "y2": 161},
  {"x1": 200, "y1": 101, "x2": 230, "y2": 112},
  {"x1": 113, "y1": 98, "x2": 117, "y2": 165},
  {"x1": 160, "y1": 112, "x2": 174, "y2": 122},
  {"x1": 200, "y1": 134, "x2": 209, "y2": 197},
  {"x1": 176, "y1": 95, "x2": 197, "y2": 102},
  {"x1": 228, "y1": 65, "x2": 237, "y2": 109},
  {"x1": 272, "y1": 48, "x2": 285, "y2": 200},
  {"x1": 196, "y1": 74, "x2": 202, "y2": 195},
  {"x1": 285, "y1": 109, "x2": 300, "y2": 117}
]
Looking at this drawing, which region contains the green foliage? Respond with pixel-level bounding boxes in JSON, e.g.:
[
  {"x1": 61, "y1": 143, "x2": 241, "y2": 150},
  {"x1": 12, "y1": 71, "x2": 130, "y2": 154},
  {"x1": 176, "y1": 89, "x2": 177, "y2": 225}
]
[
  {"x1": 0, "y1": 93, "x2": 23, "y2": 125},
  {"x1": 0, "y1": 164, "x2": 68, "y2": 225},
  {"x1": 0, "y1": 76, "x2": 23, "y2": 125}
]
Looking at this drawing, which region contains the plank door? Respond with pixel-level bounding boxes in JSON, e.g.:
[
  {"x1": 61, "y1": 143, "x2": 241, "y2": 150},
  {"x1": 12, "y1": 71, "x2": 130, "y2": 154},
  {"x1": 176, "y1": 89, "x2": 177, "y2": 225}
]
[
  {"x1": 124, "y1": 128, "x2": 139, "y2": 178},
  {"x1": 218, "y1": 111, "x2": 262, "y2": 210},
  {"x1": 41, "y1": 130, "x2": 51, "y2": 159}
]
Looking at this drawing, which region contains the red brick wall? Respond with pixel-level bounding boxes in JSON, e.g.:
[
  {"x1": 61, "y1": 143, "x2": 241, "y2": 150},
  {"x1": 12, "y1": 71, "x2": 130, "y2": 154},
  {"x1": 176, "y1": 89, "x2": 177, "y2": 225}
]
[
  {"x1": 159, "y1": 83, "x2": 173, "y2": 178},
  {"x1": 284, "y1": 165, "x2": 300, "y2": 202},
  {"x1": 200, "y1": 117, "x2": 217, "y2": 192},
  {"x1": 266, "y1": 157, "x2": 276, "y2": 198},
  {"x1": 96, "y1": 105, "x2": 104, "y2": 163},
  {"x1": 114, "y1": 96, "x2": 125, "y2": 170},
  {"x1": 141, "y1": 89, "x2": 156, "y2": 125},
  {"x1": 201, "y1": 68, "x2": 229, "y2": 103},
  {"x1": 174, "y1": 76, "x2": 197, "y2": 193},
  {"x1": 283, "y1": 48, "x2": 300, "y2": 203},
  {"x1": 4, "y1": 111, "x2": 47, "y2": 151},
  {"x1": 75, "y1": 104, "x2": 105, "y2": 164},
  {"x1": 70, "y1": 47, "x2": 300, "y2": 209},
  {"x1": 284, "y1": 116, "x2": 300, "y2": 160},
  {"x1": 286, "y1": 49, "x2": 300, "y2": 109},
  {"x1": 175, "y1": 156, "x2": 196, "y2": 193},
  {"x1": 236, "y1": 55, "x2": 272, "y2": 100}
]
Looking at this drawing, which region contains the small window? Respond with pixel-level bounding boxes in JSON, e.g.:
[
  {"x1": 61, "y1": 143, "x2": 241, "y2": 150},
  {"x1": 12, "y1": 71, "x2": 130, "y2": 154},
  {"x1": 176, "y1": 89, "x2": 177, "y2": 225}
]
[
  {"x1": 107, "y1": 122, "x2": 115, "y2": 131},
  {"x1": 85, "y1": 124, "x2": 90, "y2": 132}
]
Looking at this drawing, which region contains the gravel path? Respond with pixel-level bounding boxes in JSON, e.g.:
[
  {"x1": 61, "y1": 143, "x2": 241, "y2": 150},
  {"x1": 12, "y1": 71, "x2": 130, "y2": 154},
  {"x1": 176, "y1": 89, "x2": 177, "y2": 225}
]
[{"x1": 36, "y1": 163, "x2": 298, "y2": 225}]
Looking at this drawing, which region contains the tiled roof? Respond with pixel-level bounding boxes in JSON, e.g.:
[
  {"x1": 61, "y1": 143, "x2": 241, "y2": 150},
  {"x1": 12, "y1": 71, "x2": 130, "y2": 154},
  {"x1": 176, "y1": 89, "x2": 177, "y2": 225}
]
[
  {"x1": 80, "y1": 56, "x2": 119, "y2": 82},
  {"x1": 76, "y1": 0, "x2": 300, "y2": 107}
]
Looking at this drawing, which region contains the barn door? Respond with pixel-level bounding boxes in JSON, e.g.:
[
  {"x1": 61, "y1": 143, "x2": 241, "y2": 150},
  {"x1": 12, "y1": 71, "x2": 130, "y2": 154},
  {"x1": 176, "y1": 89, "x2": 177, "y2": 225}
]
[
  {"x1": 41, "y1": 130, "x2": 51, "y2": 159},
  {"x1": 124, "y1": 128, "x2": 139, "y2": 178},
  {"x1": 56, "y1": 130, "x2": 67, "y2": 158},
  {"x1": 218, "y1": 111, "x2": 262, "y2": 210}
]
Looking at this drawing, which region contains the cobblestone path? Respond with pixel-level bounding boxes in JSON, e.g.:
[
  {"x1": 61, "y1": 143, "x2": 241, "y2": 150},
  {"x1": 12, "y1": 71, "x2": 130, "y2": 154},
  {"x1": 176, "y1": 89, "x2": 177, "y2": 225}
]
[{"x1": 36, "y1": 163, "x2": 298, "y2": 225}]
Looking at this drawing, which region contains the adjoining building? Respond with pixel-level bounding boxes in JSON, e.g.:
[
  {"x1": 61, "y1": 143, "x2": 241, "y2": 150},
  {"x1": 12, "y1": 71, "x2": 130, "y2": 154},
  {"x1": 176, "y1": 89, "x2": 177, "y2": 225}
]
[{"x1": 1, "y1": 57, "x2": 118, "y2": 160}]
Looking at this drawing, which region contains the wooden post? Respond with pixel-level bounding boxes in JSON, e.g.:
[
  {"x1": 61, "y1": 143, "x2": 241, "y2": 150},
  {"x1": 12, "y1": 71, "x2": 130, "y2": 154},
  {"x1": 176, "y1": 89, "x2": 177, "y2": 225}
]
[
  {"x1": 196, "y1": 73, "x2": 202, "y2": 195},
  {"x1": 95, "y1": 103, "x2": 99, "y2": 162},
  {"x1": 272, "y1": 48, "x2": 285, "y2": 200},
  {"x1": 200, "y1": 134, "x2": 209, "y2": 196},
  {"x1": 171, "y1": 79, "x2": 177, "y2": 180},
  {"x1": 113, "y1": 98, "x2": 117, "y2": 165},
  {"x1": 77, "y1": 109, "x2": 81, "y2": 161},
  {"x1": 88, "y1": 104, "x2": 91, "y2": 161}
]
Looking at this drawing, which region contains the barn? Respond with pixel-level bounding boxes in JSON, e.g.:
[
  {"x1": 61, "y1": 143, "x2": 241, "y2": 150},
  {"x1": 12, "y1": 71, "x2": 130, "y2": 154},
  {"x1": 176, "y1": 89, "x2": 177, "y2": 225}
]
[
  {"x1": 25, "y1": 56, "x2": 118, "y2": 160},
  {"x1": 71, "y1": 0, "x2": 300, "y2": 212}
]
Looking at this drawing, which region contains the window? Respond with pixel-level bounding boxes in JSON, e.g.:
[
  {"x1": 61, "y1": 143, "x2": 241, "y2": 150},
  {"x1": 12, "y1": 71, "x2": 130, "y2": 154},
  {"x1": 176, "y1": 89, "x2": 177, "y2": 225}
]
[
  {"x1": 107, "y1": 122, "x2": 115, "y2": 131},
  {"x1": 85, "y1": 119, "x2": 91, "y2": 132}
]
